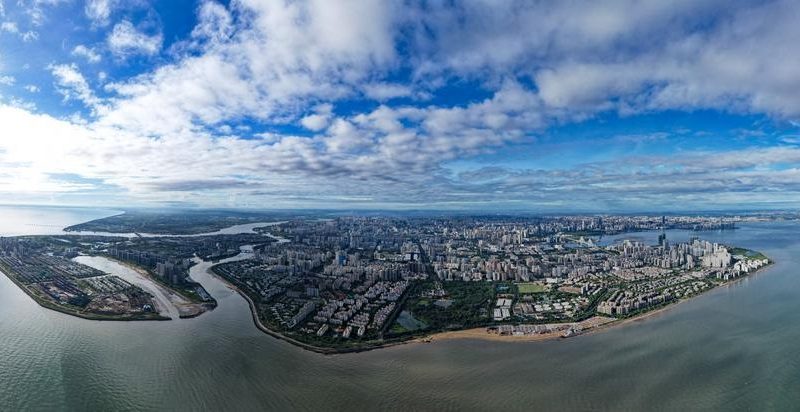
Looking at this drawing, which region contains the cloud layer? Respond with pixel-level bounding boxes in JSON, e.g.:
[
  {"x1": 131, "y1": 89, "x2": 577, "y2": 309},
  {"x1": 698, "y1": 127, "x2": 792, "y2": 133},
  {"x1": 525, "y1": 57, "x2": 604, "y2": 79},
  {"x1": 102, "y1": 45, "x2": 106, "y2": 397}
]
[{"x1": 1, "y1": 0, "x2": 800, "y2": 210}]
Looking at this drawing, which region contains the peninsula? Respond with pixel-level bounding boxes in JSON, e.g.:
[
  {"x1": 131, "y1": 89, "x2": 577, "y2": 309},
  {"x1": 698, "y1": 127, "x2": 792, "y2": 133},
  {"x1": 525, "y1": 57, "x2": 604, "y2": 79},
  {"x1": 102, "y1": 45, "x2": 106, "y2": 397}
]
[
  {"x1": 0, "y1": 236, "x2": 169, "y2": 321},
  {"x1": 0, "y1": 223, "x2": 276, "y2": 320},
  {"x1": 209, "y1": 214, "x2": 771, "y2": 353},
  {"x1": 0, "y1": 212, "x2": 772, "y2": 352}
]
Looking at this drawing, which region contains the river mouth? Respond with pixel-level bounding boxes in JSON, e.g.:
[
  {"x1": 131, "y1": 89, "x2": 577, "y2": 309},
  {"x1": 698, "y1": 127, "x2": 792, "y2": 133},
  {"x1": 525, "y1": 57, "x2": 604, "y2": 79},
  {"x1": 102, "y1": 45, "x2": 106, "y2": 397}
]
[
  {"x1": 70, "y1": 238, "x2": 284, "y2": 322},
  {"x1": 73, "y1": 256, "x2": 188, "y2": 320}
]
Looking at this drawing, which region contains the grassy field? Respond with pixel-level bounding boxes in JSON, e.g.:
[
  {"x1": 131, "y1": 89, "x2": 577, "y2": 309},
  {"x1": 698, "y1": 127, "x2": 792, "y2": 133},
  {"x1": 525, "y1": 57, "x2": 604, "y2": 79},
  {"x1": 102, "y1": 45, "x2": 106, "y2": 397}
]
[
  {"x1": 517, "y1": 282, "x2": 547, "y2": 294},
  {"x1": 729, "y1": 247, "x2": 769, "y2": 261}
]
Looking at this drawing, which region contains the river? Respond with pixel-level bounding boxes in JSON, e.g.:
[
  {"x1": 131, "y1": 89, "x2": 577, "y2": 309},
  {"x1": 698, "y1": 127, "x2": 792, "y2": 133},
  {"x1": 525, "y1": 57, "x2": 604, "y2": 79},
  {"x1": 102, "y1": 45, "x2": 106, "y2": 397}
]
[{"x1": 1, "y1": 206, "x2": 799, "y2": 410}]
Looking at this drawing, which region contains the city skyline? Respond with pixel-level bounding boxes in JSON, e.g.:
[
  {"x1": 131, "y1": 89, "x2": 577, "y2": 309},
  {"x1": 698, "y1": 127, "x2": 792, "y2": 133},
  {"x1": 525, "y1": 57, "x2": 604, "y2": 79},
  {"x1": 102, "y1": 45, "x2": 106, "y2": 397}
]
[
  {"x1": 1, "y1": 0, "x2": 800, "y2": 211},
  {"x1": 3, "y1": 3, "x2": 800, "y2": 410}
]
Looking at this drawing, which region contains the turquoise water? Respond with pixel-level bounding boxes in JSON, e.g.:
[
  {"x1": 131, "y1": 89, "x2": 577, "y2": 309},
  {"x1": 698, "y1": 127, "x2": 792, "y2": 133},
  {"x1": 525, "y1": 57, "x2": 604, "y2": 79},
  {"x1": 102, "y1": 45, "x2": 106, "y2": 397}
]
[{"x1": 0, "y1": 207, "x2": 798, "y2": 411}]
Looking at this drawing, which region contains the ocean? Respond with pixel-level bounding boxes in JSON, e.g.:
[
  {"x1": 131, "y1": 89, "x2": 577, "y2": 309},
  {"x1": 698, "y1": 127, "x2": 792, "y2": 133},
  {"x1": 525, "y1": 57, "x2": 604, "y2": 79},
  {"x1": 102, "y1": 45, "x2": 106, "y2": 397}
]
[{"x1": 1, "y1": 206, "x2": 798, "y2": 410}]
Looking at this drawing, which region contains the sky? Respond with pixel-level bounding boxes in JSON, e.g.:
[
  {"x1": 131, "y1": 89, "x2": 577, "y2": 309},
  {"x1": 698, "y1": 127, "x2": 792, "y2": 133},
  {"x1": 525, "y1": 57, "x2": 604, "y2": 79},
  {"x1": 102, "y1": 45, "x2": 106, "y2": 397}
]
[{"x1": 1, "y1": 0, "x2": 800, "y2": 212}]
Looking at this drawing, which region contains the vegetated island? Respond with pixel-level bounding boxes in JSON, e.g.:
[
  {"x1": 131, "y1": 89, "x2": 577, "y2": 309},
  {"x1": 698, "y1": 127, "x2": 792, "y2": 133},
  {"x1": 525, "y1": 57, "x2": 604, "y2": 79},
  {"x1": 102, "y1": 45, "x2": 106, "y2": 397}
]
[{"x1": 207, "y1": 216, "x2": 772, "y2": 354}]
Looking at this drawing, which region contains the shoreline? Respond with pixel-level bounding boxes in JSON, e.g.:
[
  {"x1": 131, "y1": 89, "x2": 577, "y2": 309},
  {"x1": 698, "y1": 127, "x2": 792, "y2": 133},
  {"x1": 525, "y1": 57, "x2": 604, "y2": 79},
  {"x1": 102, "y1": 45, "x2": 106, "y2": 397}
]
[
  {"x1": 207, "y1": 265, "x2": 425, "y2": 355},
  {"x1": 7, "y1": 245, "x2": 768, "y2": 349},
  {"x1": 4, "y1": 221, "x2": 774, "y2": 352},
  {"x1": 0, "y1": 261, "x2": 170, "y2": 322},
  {"x1": 424, "y1": 260, "x2": 776, "y2": 344},
  {"x1": 208, "y1": 254, "x2": 775, "y2": 353},
  {"x1": 105, "y1": 256, "x2": 215, "y2": 319}
]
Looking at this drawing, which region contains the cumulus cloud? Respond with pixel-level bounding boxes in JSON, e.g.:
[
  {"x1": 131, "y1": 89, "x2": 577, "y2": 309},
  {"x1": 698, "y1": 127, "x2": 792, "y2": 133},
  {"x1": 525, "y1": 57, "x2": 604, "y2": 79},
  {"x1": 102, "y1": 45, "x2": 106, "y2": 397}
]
[
  {"x1": 300, "y1": 104, "x2": 333, "y2": 131},
  {"x1": 107, "y1": 20, "x2": 162, "y2": 57},
  {"x1": 191, "y1": 0, "x2": 233, "y2": 43},
  {"x1": 84, "y1": 0, "x2": 113, "y2": 26},
  {"x1": 96, "y1": 1, "x2": 800, "y2": 138},
  {"x1": 532, "y1": 5, "x2": 800, "y2": 117},
  {"x1": 2, "y1": 0, "x2": 800, "y2": 209},
  {"x1": 71, "y1": 44, "x2": 101, "y2": 63},
  {"x1": 3, "y1": 97, "x2": 800, "y2": 210},
  {"x1": 94, "y1": 0, "x2": 399, "y2": 135}
]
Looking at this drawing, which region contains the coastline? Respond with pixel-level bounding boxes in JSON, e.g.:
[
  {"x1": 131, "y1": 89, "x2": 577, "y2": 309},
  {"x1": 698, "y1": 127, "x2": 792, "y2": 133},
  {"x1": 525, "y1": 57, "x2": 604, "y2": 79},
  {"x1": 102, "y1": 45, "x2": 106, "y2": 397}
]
[
  {"x1": 104, "y1": 256, "x2": 216, "y2": 319},
  {"x1": 0, "y1": 254, "x2": 221, "y2": 323},
  {"x1": 2, "y1": 244, "x2": 772, "y2": 349},
  {"x1": 208, "y1": 254, "x2": 775, "y2": 353},
  {"x1": 1, "y1": 213, "x2": 779, "y2": 356},
  {"x1": 0, "y1": 261, "x2": 170, "y2": 322},
  {"x1": 424, "y1": 259, "x2": 776, "y2": 344},
  {"x1": 208, "y1": 265, "x2": 425, "y2": 355}
]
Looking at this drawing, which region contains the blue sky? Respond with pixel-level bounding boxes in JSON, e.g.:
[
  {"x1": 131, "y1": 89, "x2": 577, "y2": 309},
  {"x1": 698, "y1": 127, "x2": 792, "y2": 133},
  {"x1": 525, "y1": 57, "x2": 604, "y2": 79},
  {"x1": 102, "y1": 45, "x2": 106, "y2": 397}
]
[{"x1": 1, "y1": 0, "x2": 800, "y2": 211}]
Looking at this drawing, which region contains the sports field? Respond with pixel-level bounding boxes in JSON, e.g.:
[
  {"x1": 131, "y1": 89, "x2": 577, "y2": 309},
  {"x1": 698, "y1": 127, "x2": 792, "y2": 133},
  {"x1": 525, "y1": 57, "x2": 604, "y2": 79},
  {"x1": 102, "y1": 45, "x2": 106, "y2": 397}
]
[{"x1": 517, "y1": 283, "x2": 547, "y2": 294}]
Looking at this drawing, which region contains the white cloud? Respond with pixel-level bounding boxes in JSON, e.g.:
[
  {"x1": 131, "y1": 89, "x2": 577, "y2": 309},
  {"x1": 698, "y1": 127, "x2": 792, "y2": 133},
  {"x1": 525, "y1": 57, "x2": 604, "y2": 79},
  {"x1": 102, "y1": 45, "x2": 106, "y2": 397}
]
[
  {"x1": 18, "y1": 0, "x2": 68, "y2": 26},
  {"x1": 0, "y1": 75, "x2": 14, "y2": 85},
  {"x1": 67, "y1": 2, "x2": 800, "y2": 204},
  {"x1": 300, "y1": 104, "x2": 333, "y2": 131},
  {"x1": 2, "y1": 97, "x2": 800, "y2": 210},
  {"x1": 530, "y1": 2, "x2": 800, "y2": 118},
  {"x1": 100, "y1": 53, "x2": 260, "y2": 135},
  {"x1": 94, "y1": 0, "x2": 800, "y2": 146},
  {"x1": 94, "y1": 0, "x2": 400, "y2": 136},
  {"x1": 3, "y1": 0, "x2": 800, "y2": 209},
  {"x1": 84, "y1": 0, "x2": 113, "y2": 26},
  {"x1": 191, "y1": 0, "x2": 232, "y2": 43},
  {"x1": 300, "y1": 114, "x2": 329, "y2": 132},
  {"x1": 1, "y1": 21, "x2": 17, "y2": 33},
  {"x1": 24, "y1": 84, "x2": 39, "y2": 93},
  {"x1": 414, "y1": 0, "x2": 800, "y2": 119},
  {"x1": 20, "y1": 30, "x2": 37, "y2": 41},
  {"x1": 363, "y1": 83, "x2": 413, "y2": 101},
  {"x1": 71, "y1": 44, "x2": 102, "y2": 63},
  {"x1": 1, "y1": 21, "x2": 37, "y2": 41},
  {"x1": 49, "y1": 63, "x2": 100, "y2": 108},
  {"x1": 0, "y1": 77, "x2": 545, "y2": 204},
  {"x1": 6, "y1": 97, "x2": 36, "y2": 111},
  {"x1": 107, "y1": 20, "x2": 162, "y2": 57}
]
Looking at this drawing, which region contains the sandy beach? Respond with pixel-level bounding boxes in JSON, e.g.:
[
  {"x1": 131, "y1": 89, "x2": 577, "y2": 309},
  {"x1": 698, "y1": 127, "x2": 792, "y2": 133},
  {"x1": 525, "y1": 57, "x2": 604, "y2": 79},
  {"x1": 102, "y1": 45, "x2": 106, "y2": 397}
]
[
  {"x1": 421, "y1": 262, "x2": 776, "y2": 344},
  {"x1": 424, "y1": 316, "x2": 616, "y2": 343},
  {"x1": 94, "y1": 256, "x2": 209, "y2": 319}
]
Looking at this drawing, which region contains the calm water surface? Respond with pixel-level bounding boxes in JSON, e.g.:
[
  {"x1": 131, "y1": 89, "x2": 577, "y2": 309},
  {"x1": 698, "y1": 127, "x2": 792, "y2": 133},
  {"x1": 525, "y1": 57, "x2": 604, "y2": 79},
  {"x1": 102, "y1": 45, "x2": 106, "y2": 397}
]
[
  {"x1": 0, "y1": 205, "x2": 121, "y2": 236},
  {"x1": 1, "y1": 207, "x2": 799, "y2": 411}
]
